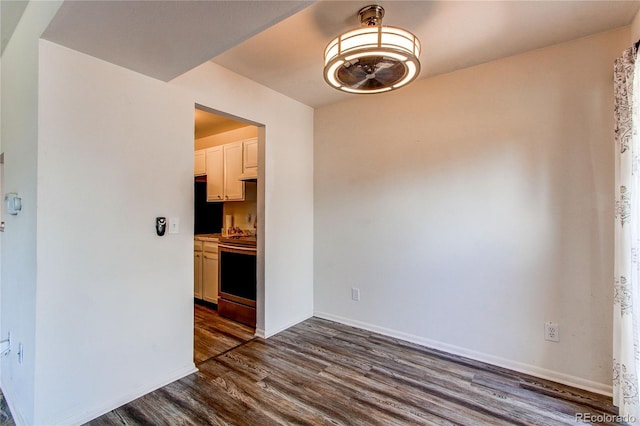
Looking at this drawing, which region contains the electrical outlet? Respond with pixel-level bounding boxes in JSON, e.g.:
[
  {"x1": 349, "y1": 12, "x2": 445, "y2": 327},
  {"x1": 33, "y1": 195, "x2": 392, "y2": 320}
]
[
  {"x1": 545, "y1": 322, "x2": 559, "y2": 342},
  {"x1": 351, "y1": 288, "x2": 361, "y2": 301}
]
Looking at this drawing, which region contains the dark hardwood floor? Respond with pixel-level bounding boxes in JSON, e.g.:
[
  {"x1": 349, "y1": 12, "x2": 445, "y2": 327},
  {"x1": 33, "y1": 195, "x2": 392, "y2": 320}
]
[
  {"x1": 194, "y1": 302, "x2": 255, "y2": 365},
  {"x1": 0, "y1": 387, "x2": 14, "y2": 426},
  {"x1": 87, "y1": 306, "x2": 623, "y2": 426}
]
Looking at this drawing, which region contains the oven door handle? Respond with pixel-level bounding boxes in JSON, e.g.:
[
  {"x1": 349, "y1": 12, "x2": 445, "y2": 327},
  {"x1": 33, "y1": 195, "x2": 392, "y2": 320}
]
[{"x1": 219, "y1": 243, "x2": 257, "y2": 252}]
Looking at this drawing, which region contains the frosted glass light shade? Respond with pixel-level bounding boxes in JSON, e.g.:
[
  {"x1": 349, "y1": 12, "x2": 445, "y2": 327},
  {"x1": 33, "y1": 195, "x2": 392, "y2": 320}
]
[{"x1": 323, "y1": 24, "x2": 421, "y2": 94}]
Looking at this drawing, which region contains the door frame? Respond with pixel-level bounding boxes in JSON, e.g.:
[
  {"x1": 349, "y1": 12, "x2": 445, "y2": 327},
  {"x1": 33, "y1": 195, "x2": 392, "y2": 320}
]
[{"x1": 193, "y1": 104, "x2": 266, "y2": 336}]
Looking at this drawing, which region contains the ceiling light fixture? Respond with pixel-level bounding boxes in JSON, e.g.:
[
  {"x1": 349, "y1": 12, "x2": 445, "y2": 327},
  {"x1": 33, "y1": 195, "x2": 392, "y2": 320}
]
[{"x1": 323, "y1": 5, "x2": 421, "y2": 94}]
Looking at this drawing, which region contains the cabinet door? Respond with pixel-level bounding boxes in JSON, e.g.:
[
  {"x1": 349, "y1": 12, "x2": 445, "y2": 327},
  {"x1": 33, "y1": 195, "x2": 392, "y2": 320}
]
[
  {"x1": 194, "y1": 150, "x2": 206, "y2": 176},
  {"x1": 243, "y1": 138, "x2": 258, "y2": 170},
  {"x1": 202, "y1": 252, "x2": 219, "y2": 304},
  {"x1": 194, "y1": 251, "x2": 203, "y2": 299},
  {"x1": 223, "y1": 141, "x2": 245, "y2": 201},
  {"x1": 205, "y1": 146, "x2": 224, "y2": 202}
]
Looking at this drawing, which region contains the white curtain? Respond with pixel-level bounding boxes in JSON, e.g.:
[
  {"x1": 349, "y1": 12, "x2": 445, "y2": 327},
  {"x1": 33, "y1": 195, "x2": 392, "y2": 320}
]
[{"x1": 614, "y1": 45, "x2": 640, "y2": 423}]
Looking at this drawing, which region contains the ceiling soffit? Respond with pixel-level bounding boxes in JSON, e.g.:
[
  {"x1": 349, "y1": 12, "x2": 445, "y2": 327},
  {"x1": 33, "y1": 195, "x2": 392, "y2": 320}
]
[{"x1": 41, "y1": 0, "x2": 313, "y2": 82}]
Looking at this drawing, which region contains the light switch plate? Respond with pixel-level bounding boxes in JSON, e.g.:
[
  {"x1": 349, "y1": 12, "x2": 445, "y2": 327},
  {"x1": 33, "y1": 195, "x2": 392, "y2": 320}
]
[
  {"x1": 168, "y1": 217, "x2": 179, "y2": 234},
  {"x1": 351, "y1": 288, "x2": 360, "y2": 301},
  {"x1": 5, "y1": 193, "x2": 22, "y2": 215}
]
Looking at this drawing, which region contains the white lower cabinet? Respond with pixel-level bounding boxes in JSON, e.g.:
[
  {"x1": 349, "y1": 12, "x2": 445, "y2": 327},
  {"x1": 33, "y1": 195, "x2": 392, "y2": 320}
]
[
  {"x1": 195, "y1": 239, "x2": 219, "y2": 303},
  {"x1": 202, "y1": 242, "x2": 219, "y2": 304},
  {"x1": 194, "y1": 241, "x2": 203, "y2": 299}
]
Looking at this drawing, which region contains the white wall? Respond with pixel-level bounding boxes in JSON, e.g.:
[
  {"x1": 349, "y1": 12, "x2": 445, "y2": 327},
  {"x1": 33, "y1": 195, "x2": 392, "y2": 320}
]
[
  {"x1": 0, "y1": 0, "x2": 3, "y2": 386},
  {"x1": 32, "y1": 40, "x2": 197, "y2": 424},
  {"x1": 171, "y1": 62, "x2": 315, "y2": 338},
  {"x1": 314, "y1": 27, "x2": 629, "y2": 393},
  {"x1": 1, "y1": 25, "x2": 313, "y2": 425},
  {"x1": 0, "y1": 2, "x2": 62, "y2": 424}
]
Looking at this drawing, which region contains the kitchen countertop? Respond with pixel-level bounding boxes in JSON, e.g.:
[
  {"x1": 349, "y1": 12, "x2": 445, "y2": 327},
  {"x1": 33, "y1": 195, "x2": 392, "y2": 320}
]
[
  {"x1": 219, "y1": 235, "x2": 257, "y2": 248},
  {"x1": 195, "y1": 233, "x2": 221, "y2": 242}
]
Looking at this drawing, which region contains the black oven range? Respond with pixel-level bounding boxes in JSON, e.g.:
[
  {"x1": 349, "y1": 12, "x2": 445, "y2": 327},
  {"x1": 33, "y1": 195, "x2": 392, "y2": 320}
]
[{"x1": 218, "y1": 236, "x2": 257, "y2": 327}]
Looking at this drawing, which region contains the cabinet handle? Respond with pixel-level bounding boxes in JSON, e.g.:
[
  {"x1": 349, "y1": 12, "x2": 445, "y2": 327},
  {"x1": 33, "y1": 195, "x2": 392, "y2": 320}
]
[{"x1": 225, "y1": 195, "x2": 229, "y2": 199}]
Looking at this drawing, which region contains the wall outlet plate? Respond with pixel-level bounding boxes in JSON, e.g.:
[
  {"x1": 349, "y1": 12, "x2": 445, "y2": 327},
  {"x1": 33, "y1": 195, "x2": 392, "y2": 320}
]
[{"x1": 545, "y1": 321, "x2": 559, "y2": 342}]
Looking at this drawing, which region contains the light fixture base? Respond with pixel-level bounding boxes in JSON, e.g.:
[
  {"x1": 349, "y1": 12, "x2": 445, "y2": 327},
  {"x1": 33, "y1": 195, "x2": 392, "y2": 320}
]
[{"x1": 358, "y1": 5, "x2": 384, "y2": 26}]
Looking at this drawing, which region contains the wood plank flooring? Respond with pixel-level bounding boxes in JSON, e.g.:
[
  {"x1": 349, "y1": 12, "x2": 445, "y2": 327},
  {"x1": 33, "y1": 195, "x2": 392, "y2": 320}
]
[
  {"x1": 194, "y1": 302, "x2": 255, "y2": 365},
  {"x1": 0, "y1": 387, "x2": 15, "y2": 426},
  {"x1": 87, "y1": 306, "x2": 624, "y2": 426}
]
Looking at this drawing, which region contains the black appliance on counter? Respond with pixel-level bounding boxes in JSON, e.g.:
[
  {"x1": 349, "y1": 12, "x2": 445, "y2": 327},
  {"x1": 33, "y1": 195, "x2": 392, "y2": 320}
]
[
  {"x1": 218, "y1": 236, "x2": 257, "y2": 327},
  {"x1": 194, "y1": 179, "x2": 222, "y2": 234}
]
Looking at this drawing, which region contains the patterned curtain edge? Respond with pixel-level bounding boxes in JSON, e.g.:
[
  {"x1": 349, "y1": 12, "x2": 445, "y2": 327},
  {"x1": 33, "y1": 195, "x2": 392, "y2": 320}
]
[{"x1": 613, "y1": 44, "x2": 640, "y2": 425}]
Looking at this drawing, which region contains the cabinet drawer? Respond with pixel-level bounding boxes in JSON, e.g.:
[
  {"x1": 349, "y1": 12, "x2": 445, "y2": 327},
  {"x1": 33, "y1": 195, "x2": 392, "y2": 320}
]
[
  {"x1": 218, "y1": 299, "x2": 256, "y2": 328},
  {"x1": 194, "y1": 240, "x2": 203, "y2": 251},
  {"x1": 203, "y1": 242, "x2": 218, "y2": 253}
]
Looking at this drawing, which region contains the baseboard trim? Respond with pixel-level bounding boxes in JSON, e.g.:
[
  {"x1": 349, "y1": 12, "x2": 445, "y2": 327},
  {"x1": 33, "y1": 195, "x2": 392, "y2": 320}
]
[
  {"x1": 263, "y1": 313, "x2": 313, "y2": 339},
  {"x1": 313, "y1": 311, "x2": 612, "y2": 397},
  {"x1": 50, "y1": 364, "x2": 198, "y2": 425}
]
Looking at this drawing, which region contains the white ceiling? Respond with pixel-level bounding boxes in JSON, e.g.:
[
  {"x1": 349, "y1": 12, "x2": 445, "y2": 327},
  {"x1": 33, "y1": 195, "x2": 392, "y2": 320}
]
[
  {"x1": 26, "y1": 0, "x2": 640, "y2": 109},
  {"x1": 194, "y1": 107, "x2": 250, "y2": 139},
  {"x1": 41, "y1": 0, "x2": 312, "y2": 81},
  {"x1": 1, "y1": 0, "x2": 29, "y2": 55},
  {"x1": 213, "y1": 0, "x2": 640, "y2": 107}
]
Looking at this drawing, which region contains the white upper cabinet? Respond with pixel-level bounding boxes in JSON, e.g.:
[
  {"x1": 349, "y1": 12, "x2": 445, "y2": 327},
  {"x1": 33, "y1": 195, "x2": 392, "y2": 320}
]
[
  {"x1": 201, "y1": 137, "x2": 257, "y2": 202},
  {"x1": 204, "y1": 142, "x2": 245, "y2": 202},
  {"x1": 194, "y1": 149, "x2": 206, "y2": 176},
  {"x1": 241, "y1": 138, "x2": 258, "y2": 180},
  {"x1": 223, "y1": 141, "x2": 245, "y2": 201},
  {"x1": 205, "y1": 146, "x2": 224, "y2": 202}
]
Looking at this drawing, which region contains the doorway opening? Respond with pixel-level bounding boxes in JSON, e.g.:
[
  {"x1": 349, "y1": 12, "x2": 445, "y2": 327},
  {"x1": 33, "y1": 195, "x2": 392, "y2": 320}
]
[{"x1": 192, "y1": 104, "x2": 265, "y2": 364}]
